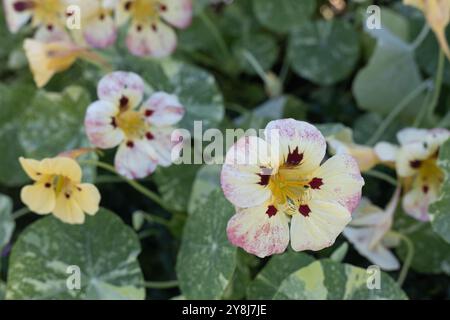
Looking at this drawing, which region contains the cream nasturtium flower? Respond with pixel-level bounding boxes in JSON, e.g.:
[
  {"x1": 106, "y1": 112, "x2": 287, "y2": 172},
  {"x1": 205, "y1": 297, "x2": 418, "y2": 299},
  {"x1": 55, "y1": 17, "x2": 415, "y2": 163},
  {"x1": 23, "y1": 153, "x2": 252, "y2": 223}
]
[
  {"x1": 404, "y1": 0, "x2": 450, "y2": 59},
  {"x1": 85, "y1": 71, "x2": 185, "y2": 179},
  {"x1": 115, "y1": 0, "x2": 192, "y2": 57},
  {"x1": 343, "y1": 187, "x2": 401, "y2": 271},
  {"x1": 19, "y1": 156, "x2": 101, "y2": 224},
  {"x1": 375, "y1": 128, "x2": 450, "y2": 221},
  {"x1": 221, "y1": 119, "x2": 365, "y2": 258}
]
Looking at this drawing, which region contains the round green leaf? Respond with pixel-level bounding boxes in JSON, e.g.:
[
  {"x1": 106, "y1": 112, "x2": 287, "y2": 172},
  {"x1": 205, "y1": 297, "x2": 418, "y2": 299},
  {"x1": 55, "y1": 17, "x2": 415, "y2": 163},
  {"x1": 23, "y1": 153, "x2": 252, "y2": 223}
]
[
  {"x1": 289, "y1": 20, "x2": 360, "y2": 85},
  {"x1": 6, "y1": 209, "x2": 145, "y2": 300},
  {"x1": 247, "y1": 250, "x2": 314, "y2": 300},
  {"x1": 273, "y1": 260, "x2": 407, "y2": 300},
  {"x1": 176, "y1": 190, "x2": 237, "y2": 299},
  {"x1": 253, "y1": 0, "x2": 316, "y2": 33},
  {"x1": 187, "y1": 164, "x2": 221, "y2": 215},
  {"x1": 0, "y1": 194, "x2": 14, "y2": 250}
]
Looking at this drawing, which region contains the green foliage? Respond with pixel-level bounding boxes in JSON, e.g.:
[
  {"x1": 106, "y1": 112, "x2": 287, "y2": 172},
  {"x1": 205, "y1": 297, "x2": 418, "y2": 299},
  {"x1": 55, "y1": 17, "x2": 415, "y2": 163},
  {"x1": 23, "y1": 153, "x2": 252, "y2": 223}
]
[{"x1": 0, "y1": 194, "x2": 14, "y2": 251}]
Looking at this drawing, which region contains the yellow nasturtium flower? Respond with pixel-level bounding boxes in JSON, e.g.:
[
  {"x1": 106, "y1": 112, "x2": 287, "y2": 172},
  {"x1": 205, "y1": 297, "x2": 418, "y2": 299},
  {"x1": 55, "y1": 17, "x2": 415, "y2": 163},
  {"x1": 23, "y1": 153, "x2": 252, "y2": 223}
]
[
  {"x1": 404, "y1": 0, "x2": 450, "y2": 59},
  {"x1": 19, "y1": 157, "x2": 101, "y2": 224}
]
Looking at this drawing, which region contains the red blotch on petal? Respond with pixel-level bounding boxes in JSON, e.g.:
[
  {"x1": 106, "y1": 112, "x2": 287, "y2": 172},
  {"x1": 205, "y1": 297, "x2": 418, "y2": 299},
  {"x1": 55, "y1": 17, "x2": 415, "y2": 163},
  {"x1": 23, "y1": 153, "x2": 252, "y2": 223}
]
[
  {"x1": 309, "y1": 177, "x2": 323, "y2": 190},
  {"x1": 410, "y1": 160, "x2": 422, "y2": 169},
  {"x1": 258, "y1": 174, "x2": 270, "y2": 186},
  {"x1": 266, "y1": 205, "x2": 277, "y2": 217},
  {"x1": 145, "y1": 109, "x2": 154, "y2": 117},
  {"x1": 13, "y1": 1, "x2": 33, "y2": 11},
  {"x1": 126, "y1": 141, "x2": 134, "y2": 148},
  {"x1": 423, "y1": 185, "x2": 429, "y2": 194},
  {"x1": 286, "y1": 147, "x2": 303, "y2": 166},
  {"x1": 299, "y1": 205, "x2": 311, "y2": 217},
  {"x1": 146, "y1": 132, "x2": 154, "y2": 140}
]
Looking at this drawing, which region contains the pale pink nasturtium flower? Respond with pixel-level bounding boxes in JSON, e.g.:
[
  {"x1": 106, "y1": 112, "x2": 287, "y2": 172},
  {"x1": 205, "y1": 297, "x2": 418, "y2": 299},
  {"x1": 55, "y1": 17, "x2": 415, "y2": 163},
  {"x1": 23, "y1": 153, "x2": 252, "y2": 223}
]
[
  {"x1": 85, "y1": 71, "x2": 185, "y2": 179},
  {"x1": 343, "y1": 187, "x2": 401, "y2": 271},
  {"x1": 115, "y1": 0, "x2": 192, "y2": 57},
  {"x1": 221, "y1": 119, "x2": 365, "y2": 258},
  {"x1": 375, "y1": 128, "x2": 450, "y2": 221}
]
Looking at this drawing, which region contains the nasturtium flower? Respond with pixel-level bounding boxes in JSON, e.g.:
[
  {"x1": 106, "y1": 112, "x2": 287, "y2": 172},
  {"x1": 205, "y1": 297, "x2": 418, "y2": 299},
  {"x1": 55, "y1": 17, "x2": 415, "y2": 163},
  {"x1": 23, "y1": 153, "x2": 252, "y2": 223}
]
[
  {"x1": 221, "y1": 119, "x2": 365, "y2": 258},
  {"x1": 375, "y1": 128, "x2": 450, "y2": 221},
  {"x1": 404, "y1": 0, "x2": 450, "y2": 59},
  {"x1": 115, "y1": 0, "x2": 192, "y2": 57},
  {"x1": 19, "y1": 156, "x2": 101, "y2": 224},
  {"x1": 3, "y1": 0, "x2": 68, "y2": 36},
  {"x1": 85, "y1": 71, "x2": 185, "y2": 179},
  {"x1": 343, "y1": 188, "x2": 401, "y2": 271}
]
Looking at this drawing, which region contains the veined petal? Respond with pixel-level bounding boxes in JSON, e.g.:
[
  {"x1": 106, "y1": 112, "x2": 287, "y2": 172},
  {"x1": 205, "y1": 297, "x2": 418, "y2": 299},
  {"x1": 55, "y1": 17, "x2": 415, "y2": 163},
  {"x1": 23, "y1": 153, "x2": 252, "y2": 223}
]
[
  {"x1": 144, "y1": 126, "x2": 177, "y2": 167},
  {"x1": 159, "y1": 0, "x2": 192, "y2": 29},
  {"x1": 221, "y1": 136, "x2": 273, "y2": 208},
  {"x1": 374, "y1": 142, "x2": 399, "y2": 163},
  {"x1": 126, "y1": 20, "x2": 177, "y2": 58},
  {"x1": 309, "y1": 154, "x2": 364, "y2": 213},
  {"x1": 19, "y1": 157, "x2": 45, "y2": 181},
  {"x1": 2, "y1": 0, "x2": 32, "y2": 33},
  {"x1": 85, "y1": 100, "x2": 125, "y2": 149},
  {"x1": 290, "y1": 200, "x2": 351, "y2": 252},
  {"x1": 21, "y1": 182, "x2": 55, "y2": 214},
  {"x1": 39, "y1": 157, "x2": 82, "y2": 183},
  {"x1": 97, "y1": 71, "x2": 145, "y2": 108},
  {"x1": 52, "y1": 192, "x2": 85, "y2": 224},
  {"x1": 343, "y1": 227, "x2": 400, "y2": 271},
  {"x1": 114, "y1": 140, "x2": 158, "y2": 179},
  {"x1": 83, "y1": 13, "x2": 117, "y2": 48},
  {"x1": 397, "y1": 128, "x2": 428, "y2": 145},
  {"x1": 227, "y1": 203, "x2": 290, "y2": 258},
  {"x1": 264, "y1": 119, "x2": 326, "y2": 174},
  {"x1": 73, "y1": 183, "x2": 101, "y2": 215},
  {"x1": 142, "y1": 92, "x2": 185, "y2": 126}
]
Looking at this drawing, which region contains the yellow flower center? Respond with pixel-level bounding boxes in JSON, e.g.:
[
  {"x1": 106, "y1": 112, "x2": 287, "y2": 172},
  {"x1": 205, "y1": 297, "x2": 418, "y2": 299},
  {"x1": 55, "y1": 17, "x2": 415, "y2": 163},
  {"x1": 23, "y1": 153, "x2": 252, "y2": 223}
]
[
  {"x1": 49, "y1": 175, "x2": 76, "y2": 199},
  {"x1": 33, "y1": 0, "x2": 64, "y2": 26},
  {"x1": 129, "y1": 0, "x2": 160, "y2": 23},
  {"x1": 417, "y1": 157, "x2": 444, "y2": 186},
  {"x1": 116, "y1": 110, "x2": 148, "y2": 140}
]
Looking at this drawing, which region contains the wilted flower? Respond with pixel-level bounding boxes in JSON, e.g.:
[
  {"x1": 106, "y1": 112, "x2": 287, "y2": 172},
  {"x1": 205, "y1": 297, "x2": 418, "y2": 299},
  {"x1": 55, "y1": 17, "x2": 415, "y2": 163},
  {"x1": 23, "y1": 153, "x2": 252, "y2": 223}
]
[
  {"x1": 343, "y1": 187, "x2": 401, "y2": 271},
  {"x1": 19, "y1": 156, "x2": 101, "y2": 224},
  {"x1": 85, "y1": 71, "x2": 185, "y2": 179},
  {"x1": 115, "y1": 0, "x2": 192, "y2": 57},
  {"x1": 375, "y1": 128, "x2": 450, "y2": 221},
  {"x1": 221, "y1": 119, "x2": 365, "y2": 258}
]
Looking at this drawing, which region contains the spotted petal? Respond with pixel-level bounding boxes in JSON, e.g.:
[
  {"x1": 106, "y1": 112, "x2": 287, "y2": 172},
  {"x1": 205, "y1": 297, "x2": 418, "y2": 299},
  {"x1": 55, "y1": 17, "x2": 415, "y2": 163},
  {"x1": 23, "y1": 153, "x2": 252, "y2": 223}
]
[
  {"x1": 72, "y1": 183, "x2": 101, "y2": 216},
  {"x1": 227, "y1": 202, "x2": 290, "y2": 258},
  {"x1": 52, "y1": 192, "x2": 85, "y2": 224},
  {"x1": 83, "y1": 13, "x2": 117, "y2": 48},
  {"x1": 159, "y1": 0, "x2": 192, "y2": 29},
  {"x1": 97, "y1": 71, "x2": 145, "y2": 108},
  {"x1": 85, "y1": 100, "x2": 125, "y2": 149},
  {"x1": 290, "y1": 200, "x2": 351, "y2": 252},
  {"x1": 142, "y1": 92, "x2": 185, "y2": 126},
  {"x1": 396, "y1": 141, "x2": 431, "y2": 177},
  {"x1": 2, "y1": 0, "x2": 32, "y2": 33},
  {"x1": 21, "y1": 182, "x2": 55, "y2": 214},
  {"x1": 114, "y1": 140, "x2": 158, "y2": 179},
  {"x1": 34, "y1": 25, "x2": 72, "y2": 43},
  {"x1": 144, "y1": 126, "x2": 177, "y2": 167},
  {"x1": 126, "y1": 20, "x2": 177, "y2": 58},
  {"x1": 403, "y1": 184, "x2": 439, "y2": 221}
]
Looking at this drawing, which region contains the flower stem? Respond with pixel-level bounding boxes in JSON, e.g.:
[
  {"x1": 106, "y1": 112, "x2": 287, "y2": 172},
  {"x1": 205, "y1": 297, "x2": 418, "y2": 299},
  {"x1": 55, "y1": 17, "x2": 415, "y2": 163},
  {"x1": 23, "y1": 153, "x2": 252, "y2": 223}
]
[
  {"x1": 427, "y1": 49, "x2": 445, "y2": 123},
  {"x1": 411, "y1": 23, "x2": 430, "y2": 50},
  {"x1": 367, "y1": 80, "x2": 431, "y2": 146},
  {"x1": 11, "y1": 207, "x2": 29, "y2": 220},
  {"x1": 144, "y1": 280, "x2": 178, "y2": 289},
  {"x1": 242, "y1": 50, "x2": 269, "y2": 84},
  {"x1": 79, "y1": 160, "x2": 168, "y2": 212},
  {"x1": 363, "y1": 170, "x2": 398, "y2": 187},
  {"x1": 141, "y1": 211, "x2": 170, "y2": 227},
  {"x1": 389, "y1": 231, "x2": 415, "y2": 287}
]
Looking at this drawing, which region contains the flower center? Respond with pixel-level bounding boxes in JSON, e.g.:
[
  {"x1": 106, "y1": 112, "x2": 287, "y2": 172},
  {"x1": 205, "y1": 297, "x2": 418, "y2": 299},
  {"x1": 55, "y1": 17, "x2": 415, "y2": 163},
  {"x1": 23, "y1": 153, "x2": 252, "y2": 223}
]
[
  {"x1": 49, "y1": 175, "x2": 75, "y2": 199},
  {"x1": 417, "y1": 157, "x2": 444, "y2": 186},
  {"x1": 33, "y1": 0, "x2": 63, "y2": 25},
  {"x1": 129, "y1": 0, "x2": 160, "y2": 22},
  {"x1": 116, "y1": 110, "x2": 148, "y2": 140}
]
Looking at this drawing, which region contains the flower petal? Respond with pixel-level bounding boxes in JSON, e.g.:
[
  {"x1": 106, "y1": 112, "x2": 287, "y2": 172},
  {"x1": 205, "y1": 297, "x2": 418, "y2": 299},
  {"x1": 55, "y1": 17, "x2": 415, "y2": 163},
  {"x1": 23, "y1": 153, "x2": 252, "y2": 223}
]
[
  {"x1": 227, "y1": 203, "x2": 290, "y2": 258},
  {"x1": 2, "y1": 0, "x2": 32, "y2": 33},
  {"x1": 397, "y1": 128, "x2": 429, "y2": 145},
  {"x1": 73, "y1": 183, "x2": 101, "y2": 215},
  {"x1": 97, "y1": 71, "x2": 145, "y2": 108},
  {"x1": 396, "y1": 141, "x2": 431, "y2": 177},
  {"x1": 52, "y1": 192, "x2": 85, "y2": 224},
  {"x1": 142, "y1": 92, "x2": 185, "y2": 126},
  {"x1": 144, "y1": 127, "x2": 177, "y2": 167},
  {"x1": 114, "y1": 140, "x2": 158, "y2": 179},
  {"x1": 126, "y1": 20, "x2": 177, "y2": 58},
  {"x1": 264, "y1": 119, "x2": 326, "y2": 173},
  {"x1": 221, "y1": 136, "x2": 273, "y2": 208},
  {"x1": 85, "y1": 100, "x2": 125, "y2": 149},
  {"x1": 374, "y1": 142, "x2": 399, "y2": 163},
  {"x1": 343, "y1": 227, "x2": 400, "y2": 271},
  {"x1": 159, "y1": 0, "x2": 192, "y2": 29},
  {"x1": 21, "y1": 182, "x2": 55, "y2": 214},
  {"x1": 39, "y1": 157, "x2": 82, "y2": 183},
  {"x1": 309, "y1": 154, "x2": 364, "y2": 213},
  {"x1": 83, "y1": 13, "x2": 117, "y2": 48},
  {"x1": 34, "y1": 25, "x2": 71, "y2": 43},
  {"x1": 290, "y1": 200, "x2": 351, "y2": 251},
  {"x1": 115, "y1": 0, "x2": 132, "y2": 26},
  {"x1": 403, "y1": 184, "x2": 438, "y2": 221},
  {"x1": 19, "y1": 157, "x2": 45, "y2": 181}
]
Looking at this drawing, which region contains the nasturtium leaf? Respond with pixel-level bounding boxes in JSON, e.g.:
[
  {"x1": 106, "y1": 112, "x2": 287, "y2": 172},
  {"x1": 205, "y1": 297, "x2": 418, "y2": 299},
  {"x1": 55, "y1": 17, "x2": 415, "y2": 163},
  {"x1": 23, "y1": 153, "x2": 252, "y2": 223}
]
[
  {"x1": 0, "y1": 281, "x2": 5, "y2": 300},
  {"x1": 352, "y1": 24, "x2": 425, "y2": 118},
  {"x1": 6, "y1": 209, "x2": 145, "y2": 300},
  {"x1": 233, "y1": 33, "x2": 279, "y2": 75},
  {"x1": 253, "y1": 0, "x2": 316, "y2": 33},
  {"x1": 188, "y1": 164, "x2": 221, "y2": 215},
  {"x1": 395, "y1": 215, "x2": 450, "y2": 275},
  {"x1": 316, "y1": 123, "x2": 347, "y2": 139},
  {"x1": 0, "y1": 194, "x2": 14, "y2": 251},
  {"x1": 289, "y1": 20, "x2": 360, "y2": 85},
  {"x1": 246, "y1": 250, "x2": 314, "y2": 299},
  {"x1": 223, "y1": 250, "x2": 255, "y2": 300},
  {"x1": 430, "y1": 138, "x2": 450, "y2": 243},
  {"x1": 273, "y1": 260, "x2": 407, "y2": 300},
  {"x1": 153, "y1": 164, "x2": 201, "y2": 212},
  {"x1": 176, "y1": 190, "x2": 237, "y2": 299}
]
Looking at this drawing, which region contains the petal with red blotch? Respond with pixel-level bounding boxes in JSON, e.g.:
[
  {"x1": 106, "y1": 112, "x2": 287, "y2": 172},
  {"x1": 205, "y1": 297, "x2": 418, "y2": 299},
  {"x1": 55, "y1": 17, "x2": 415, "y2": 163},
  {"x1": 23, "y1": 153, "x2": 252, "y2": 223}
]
[
  {"x1": 34, "y1": 25, "x2": 72, "y2": 43},
  {"x1": 142, "y1": 92, "x2": 185, "y2": 126},
  {"x1": 83, "y1": 13, "x2": 117, "y2": 49},
  {"x1": 97, "y1": 71, "x2": 145, "y2": 108},
  {"x1": 159, "y1": 0, "x2": 192, "y2": 29},
  {"x1": 402, "y1": 183, "x2": 439, "y2": 222},
  {"x1": 114, "y1": 140, "x2": 158, "y2": 179},
  {"x1": 3, "y1": 0, "x2": 32, "y2": 33},
  {"x1": 144, "y1": 126, "x2": 178, "y2": 167}
]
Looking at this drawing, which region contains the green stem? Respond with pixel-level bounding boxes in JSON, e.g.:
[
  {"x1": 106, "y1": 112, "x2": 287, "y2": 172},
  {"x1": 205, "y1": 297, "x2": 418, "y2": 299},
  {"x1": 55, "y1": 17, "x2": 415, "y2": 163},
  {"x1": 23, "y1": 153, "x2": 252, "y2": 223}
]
[
  {"x1": 367, "y1": 81, "x2": 431, "y2": 146},
  {"x1": 389, "y1": 231, "x2": 415, "y2": 287},
  {"x1": 437, "y1": 111, "x2": 450, "y2": 128},
  {"x1": 427, "y1": 49, "x2": 445, "y2": 123},
  {"x1": 413, "y1": 85, "x2": 433, "y2": 127},
  {"x1": 226, "y1": 103, "x2": 249, "y2": 116},
  {"x1": 142, "y1": 212, "x2": 170, "y2": 227},
  {"x1": 144, "y1": 280, "x2": 178, "y2": 289},
  {"x1": 242, "y1": 49, "x2": 269, "y2": 84},
  {"x1": 199, "y1": 12, "x2": 230, "y2": 60},
  {"x1": 11, "y1": 207, "x2": 29, "y2": 220},
  {"x1": 363, "y1": 170, "x2": 398, "y2": 187},
  {"x1": 79, "y1": 160, "x2": 168, "y2": 212},
  {"x1": 411, "y1": 23, "x2": 430, "y2": 50}
]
